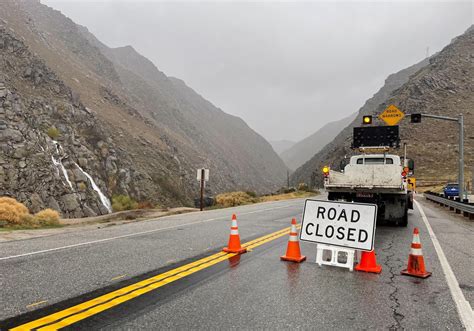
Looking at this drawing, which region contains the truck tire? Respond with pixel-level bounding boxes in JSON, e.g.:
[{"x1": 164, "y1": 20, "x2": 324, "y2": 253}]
[{"x1": 399, "y1": 206, "x2": 408, "y2": 227}]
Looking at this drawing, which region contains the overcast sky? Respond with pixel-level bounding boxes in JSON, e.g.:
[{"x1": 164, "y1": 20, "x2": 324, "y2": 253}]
[{"x1": 44, "y1": 0, "x2": 472, "y2": 142}]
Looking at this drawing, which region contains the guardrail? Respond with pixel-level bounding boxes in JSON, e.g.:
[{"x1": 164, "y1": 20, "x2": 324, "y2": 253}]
[{"x1": 424, "y1": 192, "x2": 474, "y2": 220}]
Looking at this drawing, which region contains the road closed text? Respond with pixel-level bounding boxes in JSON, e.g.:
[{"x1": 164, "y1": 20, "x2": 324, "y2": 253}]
[{"x1": 300, "y1": 200, "x2": 377, "y2": 251}]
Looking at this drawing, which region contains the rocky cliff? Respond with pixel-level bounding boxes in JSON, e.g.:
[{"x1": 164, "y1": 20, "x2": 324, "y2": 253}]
[
  {"x1": 0, "y1": 0, "x2": 287, "y2": 217},
  {"x1": 292, "y1": 27, "x2": 473, "y2": 188}
]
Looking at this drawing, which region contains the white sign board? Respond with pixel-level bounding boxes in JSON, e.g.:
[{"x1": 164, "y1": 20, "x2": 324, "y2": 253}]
[
  {"x1": 196, "y1": 168, "x2": 210, "y2": 181},
  {"x1": 299, "y1": 199, "x2": 377, "y2": 251}
]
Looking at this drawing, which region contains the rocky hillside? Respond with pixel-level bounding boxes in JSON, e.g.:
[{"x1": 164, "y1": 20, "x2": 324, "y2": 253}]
[
  {"x1": 292, "y1": 27, "x2": 473, "y2": 188},
  {"x1": 281, "y1": 112, "x2": 357, "y2": 171},
  {"x1": 0, "y1": 0, "x2": 287, "y2": 217}
]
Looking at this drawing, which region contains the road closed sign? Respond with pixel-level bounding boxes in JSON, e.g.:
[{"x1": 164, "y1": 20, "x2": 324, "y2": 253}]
[{"x1": 300, "y1": 199, "x2": 377, "y2": 251}]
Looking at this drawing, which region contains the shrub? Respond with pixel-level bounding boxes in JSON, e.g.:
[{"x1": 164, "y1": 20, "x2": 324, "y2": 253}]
[
  {"x1": 77, "y1": 182, "x2": 87, "y2": 191},
  {"x1": 297, "y1": 183, "x2": 310, "y2": 192},
  {"x1": 215, "y1": 192, "x2": 257, "y2": 208},
  {"x1": 137, "y1": 201, "x2": 154, "y2": 209},
  {"x1": 46, "y1": 127, "x2": 60, "y2": 139},
  {"x1": 112, "y1": 195, "x2": 138, "y2": 212},
  {"x1": 0, "y1": 197, "x2": 30, "y2": 226},
  {"x1": 19, "y1": 214, "x2": 39, "y2": 228},
  {"x1": 34, "y1": 209, "x2": 60, "y2": 226},
  {"x1": 245, "y1": 191, "x2": 257, "y2": 198}
]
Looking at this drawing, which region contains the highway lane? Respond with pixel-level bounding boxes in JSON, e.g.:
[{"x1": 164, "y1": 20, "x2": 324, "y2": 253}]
[
  {"x1": 0, "y1": 198, "x2": 310, "y2": 321},
  {"x1": 1, "y1": 195, "x2": 472, "y2": 329},
  {"x1": 99, "y1": 198, "x2": 471, "y2": 330}
]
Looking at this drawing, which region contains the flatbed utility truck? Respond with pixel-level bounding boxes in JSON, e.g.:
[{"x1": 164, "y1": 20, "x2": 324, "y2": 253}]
[{"x1": 324, "y1": 151, "x2": 413, "y2": 227}]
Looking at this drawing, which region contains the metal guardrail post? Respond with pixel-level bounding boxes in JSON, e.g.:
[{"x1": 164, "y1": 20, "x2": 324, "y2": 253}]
[{"x1": 424, "y1": 192, "x2": 473, "y2": 221}]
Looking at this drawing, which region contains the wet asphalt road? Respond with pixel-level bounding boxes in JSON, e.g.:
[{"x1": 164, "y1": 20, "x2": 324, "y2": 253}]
[{"x1": 0, "y1": 195, "x2": 472, "y2": 330}]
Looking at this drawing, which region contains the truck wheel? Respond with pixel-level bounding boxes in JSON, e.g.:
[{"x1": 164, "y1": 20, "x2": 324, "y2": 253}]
[{"x1": 399, "y1": 207, "x2": 408, "y2": 227}]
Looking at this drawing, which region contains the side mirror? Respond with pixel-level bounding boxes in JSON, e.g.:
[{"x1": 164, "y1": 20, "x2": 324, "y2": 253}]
[{"x1": 339, "y1": 159, "x2": 347, "y2": 170}]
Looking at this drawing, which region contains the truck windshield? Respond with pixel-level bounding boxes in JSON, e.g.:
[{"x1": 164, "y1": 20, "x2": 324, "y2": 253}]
[{"x1": 356, "y1": 158, "x2": 393, "y2": 165}]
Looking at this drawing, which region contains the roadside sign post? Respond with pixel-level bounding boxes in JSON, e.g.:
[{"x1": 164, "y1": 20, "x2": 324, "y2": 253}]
[
  {"x1": 197, "y1": 168, "x2": 210, "y2": 211},
  {"x1": 300, "y1": 199, "x2": 377, "y2": 251}
]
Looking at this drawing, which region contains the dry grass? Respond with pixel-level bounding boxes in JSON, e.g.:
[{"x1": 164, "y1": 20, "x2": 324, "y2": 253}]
[
  {"x1": 259, "y1": 191, "x2": 315, "y2": 202},
  {"x1": 214, "y1": 190, "x2": 316, "y2": 208},
  {"x1": 215, "y1": 192, "x2": 258, "y2": 208},
  {"x1": 34, "y1": 209, "x2": 60, "y2": 226},
  {"x1": 0, "y1": 197, "x2": 30, "y2": 225},
  {"x1": 0, "y1": 196, "x2": 62, "y2": 229}
]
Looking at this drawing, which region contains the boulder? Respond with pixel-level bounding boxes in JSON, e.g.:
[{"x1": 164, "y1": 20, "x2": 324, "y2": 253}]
[
  {"x1": 61, "y1": 193, "x2": 80, "y2": 212},
  {"x1": 29, "y1": 192, "x2": 44, "y2": 213}
]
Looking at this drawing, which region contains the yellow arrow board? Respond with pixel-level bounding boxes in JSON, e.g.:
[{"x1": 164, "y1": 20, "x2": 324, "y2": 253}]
[{"x1": 379, "y1": 104, "x2": 405, "y2": 126}]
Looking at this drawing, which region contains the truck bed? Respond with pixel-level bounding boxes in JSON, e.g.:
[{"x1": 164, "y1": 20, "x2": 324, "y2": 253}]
[{"x1": 325, "y1": 164, "x2": 404, "y2": 193}]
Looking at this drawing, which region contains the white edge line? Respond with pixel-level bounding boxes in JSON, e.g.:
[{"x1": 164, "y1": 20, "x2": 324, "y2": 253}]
[
  {"x1": 414, "y1": 200, "x2": 474, "y2": 330},
  {"x1": 0, "y1": 203, "x2": 302, "y2": 261}
]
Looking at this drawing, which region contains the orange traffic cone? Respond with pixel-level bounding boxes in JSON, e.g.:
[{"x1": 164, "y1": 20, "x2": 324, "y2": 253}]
[
  {"x1": 355, "y1": 250, "x2": 382, "y2": 273},
  {"x1": 223, "y1": 214, "x2": 247, "y2": 254},
  {"x1": 401, "y1": 228, "x2": 431, "y2": 278},
  {"x1": 280, "y1": 218, "x2": 306, "y2": 263}
]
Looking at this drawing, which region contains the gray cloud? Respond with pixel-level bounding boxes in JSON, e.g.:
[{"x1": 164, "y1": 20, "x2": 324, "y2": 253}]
[{"x1": 44, "y1": 1, "x2": 473, "y2": 141}]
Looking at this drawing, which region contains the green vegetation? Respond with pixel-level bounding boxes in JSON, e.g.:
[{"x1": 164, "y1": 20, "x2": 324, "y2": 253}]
[
  {"x1": 46, "y1": 126, "x2": 60, "y2": 139},
  {"x1": 77, "y1": 182, "x2": 87, "y2": 191},
  {"x1": 0, "y1": 197, "x2": 61, "y2": 229},
  {"x1": 112, "y1": 195, "x2": 138, "y2": 212}
]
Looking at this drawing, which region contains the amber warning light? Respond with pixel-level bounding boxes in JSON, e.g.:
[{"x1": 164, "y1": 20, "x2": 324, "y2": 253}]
[{"x1": 322, "y1": 166, "x2": 330, "y2": 177}]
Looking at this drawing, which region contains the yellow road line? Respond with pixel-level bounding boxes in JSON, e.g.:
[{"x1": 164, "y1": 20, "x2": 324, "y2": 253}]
[
  {"x1": 110, "y1": 275, "x2": 127, "y2": 281},
  {"x1": 13, "y1": 226, "x2": 295, "y2": 331},
  {"x1": 26, "y1": 301, "x2": 48, "y2": 309}
]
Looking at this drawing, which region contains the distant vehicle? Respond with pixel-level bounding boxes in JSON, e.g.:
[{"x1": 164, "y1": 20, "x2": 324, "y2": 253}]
[
  {"x1": 443, "y1": 183, "x2": 459, "y2": 198},
  {"x1": 324, "y1": 153, "x2": 413, "y2": 227}
]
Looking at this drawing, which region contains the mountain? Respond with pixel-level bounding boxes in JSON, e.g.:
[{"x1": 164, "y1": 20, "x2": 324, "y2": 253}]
[
  {"x1": 281, "y1": 113, "x2": 357, "y2": 171},
  {"x1": 269, "y1": 140, "x2": 296, "y2": 155},
  {"x1": 0, "y1": 0, "x2": 287, "y2": 217},
  {"x1": 291, "y1": 27, "x2": 473, "y2": 188}
]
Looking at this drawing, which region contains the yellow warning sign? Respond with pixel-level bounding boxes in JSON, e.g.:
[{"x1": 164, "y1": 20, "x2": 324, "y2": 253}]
[{"x1": 379, "y1": 105, "x2": 405, "y2": 126}]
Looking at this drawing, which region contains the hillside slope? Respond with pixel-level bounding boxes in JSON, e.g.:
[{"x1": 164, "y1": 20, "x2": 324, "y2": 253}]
[
  {"x1": 0, "y1": 0, "x2": 287, "y2": 217},
  {"x1": 281, "y1": 113, "x2": 357, "y2": 171},
  {"x1": 291, "y1": 27, "x2": 473, "y2": 188}
]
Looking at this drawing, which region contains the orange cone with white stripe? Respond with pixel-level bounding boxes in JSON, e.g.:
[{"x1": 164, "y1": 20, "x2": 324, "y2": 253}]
[
  {"x1": 223, "y1": 214, "x2": 247, "y2": 254},
  {"x1": 280, "y1": 218, "x2": 306, "y2": 263},
  {"x1": 401, "y1": 228, "x2": 431, "y2": 278}
]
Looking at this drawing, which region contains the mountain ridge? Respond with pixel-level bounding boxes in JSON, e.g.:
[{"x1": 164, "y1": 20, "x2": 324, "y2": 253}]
[
  {"x1": 0, "y1": 0, "x2": 287, "y2": 217},
  {"x1": 291, "y1": 27, "x2": 473, "y2": 188}
]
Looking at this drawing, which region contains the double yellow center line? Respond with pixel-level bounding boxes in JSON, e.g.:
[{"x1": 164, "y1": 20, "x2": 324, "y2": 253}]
[{"x1": 13, "y1": 225, "x2": 295, "y2": 330}]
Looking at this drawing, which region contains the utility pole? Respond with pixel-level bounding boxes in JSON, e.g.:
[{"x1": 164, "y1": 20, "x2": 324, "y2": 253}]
[
  {"x1": 459, "y1": 114, "x2": 464, "y2": 200},
  {"x1": 413, "y1": 113, "x2": 465, "y2": 200},
  {"x1": 200, "y1": 168, "x2": 205, "y2": 211},
  {"x1": 287, "y1": 170, "x2": 290, "y2": 189}
]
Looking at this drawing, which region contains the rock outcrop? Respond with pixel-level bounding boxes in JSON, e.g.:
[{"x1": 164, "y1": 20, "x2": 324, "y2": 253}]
[{"x1": 0, "y1": 0, "x2": 287, "y2": 217}]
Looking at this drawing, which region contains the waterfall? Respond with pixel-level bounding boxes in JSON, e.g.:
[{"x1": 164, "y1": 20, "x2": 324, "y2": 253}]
[
  {"x1": 51, "y1": 155, "x2": 74, "y2": 190},
  {"x1": 47, "y1": 139, "x2": 112, "y2": 214},
  {"x1": 74, "y1": 162, "x2": 112, "y2": 213},
  {"x1": 50, "y1": 140, "x2": 73, "y2": 190}
]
